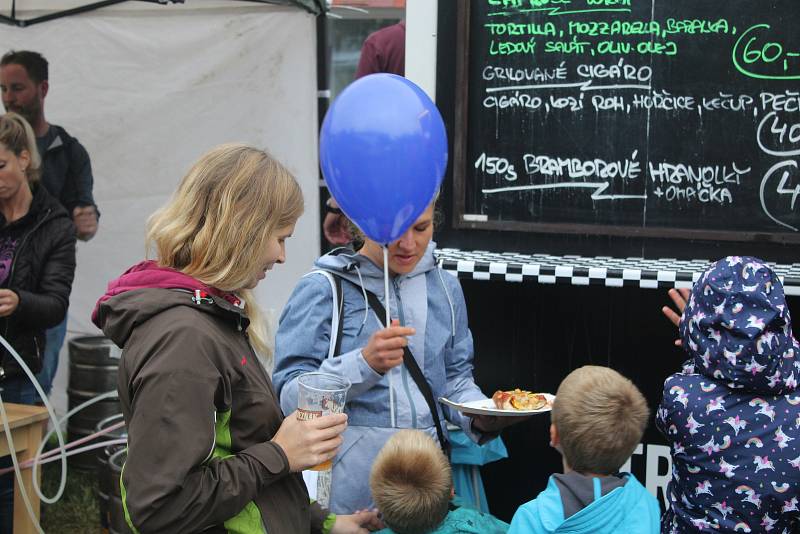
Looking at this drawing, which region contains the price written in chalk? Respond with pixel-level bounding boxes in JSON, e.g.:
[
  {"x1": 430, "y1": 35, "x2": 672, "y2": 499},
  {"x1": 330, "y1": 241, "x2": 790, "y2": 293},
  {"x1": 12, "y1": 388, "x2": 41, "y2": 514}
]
[{"x1": 733, "y1": 24, "x2": 800, "y2": 80}]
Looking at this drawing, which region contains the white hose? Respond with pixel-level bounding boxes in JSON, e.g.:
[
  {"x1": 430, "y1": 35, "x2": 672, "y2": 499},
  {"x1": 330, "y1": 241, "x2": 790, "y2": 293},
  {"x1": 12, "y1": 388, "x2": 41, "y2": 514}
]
[
  {"x1": 32, "y1": 388, "x2": 119, "y2": 492},
  {"x1": 0, "y1": 332, "x2": 65, "y2": 533},
  {"x1": 32, "y1": 419, "x2": 124, "y2": 468},
  {"x1": 0, "y1": 332, "x2": 126, "y2": 533},
  {"x1": 0, "y1": 396, "x2": 44, "y2": 534},
  {"x1": 35, "y1": 438, "x2": 127, "y2": 468},
  {"x1": 0, "y1": 436, "x2": 127, "y2": 476}
]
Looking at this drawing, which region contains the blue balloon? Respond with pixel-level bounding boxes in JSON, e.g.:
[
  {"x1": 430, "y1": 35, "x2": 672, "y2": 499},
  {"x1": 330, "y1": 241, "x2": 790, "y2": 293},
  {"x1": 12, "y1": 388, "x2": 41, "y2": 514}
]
[{"x1": 320, "y1": 74, "x2": 448, "y2": 244}]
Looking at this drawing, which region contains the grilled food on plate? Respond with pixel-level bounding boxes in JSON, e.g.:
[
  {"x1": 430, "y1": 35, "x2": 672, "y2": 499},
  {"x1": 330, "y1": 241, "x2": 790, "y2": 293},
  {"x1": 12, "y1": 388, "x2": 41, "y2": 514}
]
[{"x1": 492, "y1": 389, "x2": 550, "y2": 411}]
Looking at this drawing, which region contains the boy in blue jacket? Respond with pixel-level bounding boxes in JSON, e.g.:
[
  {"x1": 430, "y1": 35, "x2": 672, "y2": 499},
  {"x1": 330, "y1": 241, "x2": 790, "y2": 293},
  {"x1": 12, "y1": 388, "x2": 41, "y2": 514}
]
[
  {"x1": 508, "y1": 366, "x2": 659, "y2": 534},
  {"x1": 370, "y1": 429, "x2": 509, "y2": 534}
]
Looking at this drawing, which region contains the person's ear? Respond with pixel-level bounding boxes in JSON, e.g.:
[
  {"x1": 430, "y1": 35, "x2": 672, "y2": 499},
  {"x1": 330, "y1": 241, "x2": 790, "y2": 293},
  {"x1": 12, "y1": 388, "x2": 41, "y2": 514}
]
[
  {"x1": 18, "y1": 150, "x2": 30, "y2": 173},
  {"x1": 40, "y1": 80, "x2": 49, "y2": 99},
  {"x1": 549, "y1": 423, "x2": 560, "y2": 449}
]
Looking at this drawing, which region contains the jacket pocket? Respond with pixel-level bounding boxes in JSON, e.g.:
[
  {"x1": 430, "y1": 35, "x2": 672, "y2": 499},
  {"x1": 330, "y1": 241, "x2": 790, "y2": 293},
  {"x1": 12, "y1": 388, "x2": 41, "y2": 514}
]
[{"x1": 333, "y1": 428, "x2": 364, "y2": 467}]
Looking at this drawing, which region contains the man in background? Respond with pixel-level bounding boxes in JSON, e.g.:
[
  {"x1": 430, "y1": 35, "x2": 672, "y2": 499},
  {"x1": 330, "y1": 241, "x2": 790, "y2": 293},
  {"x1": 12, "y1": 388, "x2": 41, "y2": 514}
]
[
  {"x1": 324, "y1": 20, "x2": 406, "y2": 246},
  {"x1": 355, "y1": 19, "x2": 405, "y2": 78},
  {"x1": 0, "y1": 50, "x2": 99, "y2": 396}
]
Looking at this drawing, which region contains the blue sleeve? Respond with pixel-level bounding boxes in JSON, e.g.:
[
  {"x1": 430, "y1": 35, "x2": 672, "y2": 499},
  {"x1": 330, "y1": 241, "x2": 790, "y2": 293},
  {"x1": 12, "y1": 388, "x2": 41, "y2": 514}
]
[
  {"x1": 272, "y1": 274, "x2": 383, "y2": 415},
  {"x1": 439, "y1": 271, "x2": 490, "y2": 440},
  {"x1": 508, "y1": 504, "x2": 538, "y2": 534}
]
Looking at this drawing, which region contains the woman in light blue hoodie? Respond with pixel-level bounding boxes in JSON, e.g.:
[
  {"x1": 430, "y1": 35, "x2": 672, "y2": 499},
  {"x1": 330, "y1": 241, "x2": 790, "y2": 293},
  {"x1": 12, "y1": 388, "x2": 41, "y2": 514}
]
[{"x1": 273, "y1": 204, "x2": 510, "y2": 513}]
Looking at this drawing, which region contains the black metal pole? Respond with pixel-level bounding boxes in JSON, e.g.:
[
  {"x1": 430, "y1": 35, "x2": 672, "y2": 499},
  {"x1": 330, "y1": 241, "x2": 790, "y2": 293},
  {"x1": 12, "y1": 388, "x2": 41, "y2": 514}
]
[
  {"x1": 317, "y1": 10, "x2": 332, "y2": 254},
  {"x1": 1, "y1": 0, "x2": 128, "y2": 27}
]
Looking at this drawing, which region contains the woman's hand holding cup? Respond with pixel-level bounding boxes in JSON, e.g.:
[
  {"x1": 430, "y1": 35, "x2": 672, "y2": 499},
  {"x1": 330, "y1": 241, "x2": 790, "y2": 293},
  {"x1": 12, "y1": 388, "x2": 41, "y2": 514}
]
[
  {"x1": 362, "y1": 319, "x2": 415, "y2": 374},
  {"x1": 271, "y1": 411, "x2": 348, "y2": 472}
]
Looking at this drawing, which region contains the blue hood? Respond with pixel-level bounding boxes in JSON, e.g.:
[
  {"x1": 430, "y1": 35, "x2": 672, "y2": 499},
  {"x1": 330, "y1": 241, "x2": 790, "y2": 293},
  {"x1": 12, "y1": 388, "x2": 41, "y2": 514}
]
[
  {"x1": 680, "y1": 256, "x2": 799, "y2": 395},
  {"x1": 314, "y1": 242, "x2": 438, "y2": 291},
  {"x1": 508, "y1": 474, "x2": 659, "y2": 534}
]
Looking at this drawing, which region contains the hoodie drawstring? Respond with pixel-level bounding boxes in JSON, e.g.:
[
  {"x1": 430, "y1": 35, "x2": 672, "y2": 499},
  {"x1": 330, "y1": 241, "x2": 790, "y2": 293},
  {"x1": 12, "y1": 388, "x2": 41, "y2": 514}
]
[
  {"x1": 353, "y1": 264, "x2": 370, "y2": 330},
  {"x1": 436, "y1": 266, "x2": 456, "y2": 346}
]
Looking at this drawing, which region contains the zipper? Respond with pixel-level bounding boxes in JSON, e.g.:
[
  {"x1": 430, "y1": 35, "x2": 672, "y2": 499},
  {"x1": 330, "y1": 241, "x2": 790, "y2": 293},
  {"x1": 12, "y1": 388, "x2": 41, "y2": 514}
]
[
  {"x1": 33, "y1": 335, "x2": 41, "y2": 361},
  {"x1": 3, "y1": 208, "x2": 51, "y2": 342},
  {"x1": 392, "y1": 279, "x2": 419, "y2": 429}
]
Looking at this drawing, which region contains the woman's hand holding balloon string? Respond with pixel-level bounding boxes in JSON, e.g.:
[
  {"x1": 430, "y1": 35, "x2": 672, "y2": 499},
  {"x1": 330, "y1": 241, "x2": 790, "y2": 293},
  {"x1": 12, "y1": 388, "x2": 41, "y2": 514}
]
[
  {"x1": 271, "y1": 412, "x2": 347, "y2": 472},
  {"x1": 362, "y1": 319, "x2": 415, "y2": 374}
]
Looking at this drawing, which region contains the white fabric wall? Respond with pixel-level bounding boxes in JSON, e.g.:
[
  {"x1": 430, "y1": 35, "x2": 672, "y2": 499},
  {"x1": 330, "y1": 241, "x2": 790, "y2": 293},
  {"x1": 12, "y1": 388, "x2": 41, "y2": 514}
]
[{"x1": 3, "y1": 1, "x2": 321, "y2": 414}]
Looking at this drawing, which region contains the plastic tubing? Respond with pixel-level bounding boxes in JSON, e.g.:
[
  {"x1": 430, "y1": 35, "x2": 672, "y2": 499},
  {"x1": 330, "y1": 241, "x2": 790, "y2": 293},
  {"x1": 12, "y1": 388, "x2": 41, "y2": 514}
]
[
  {"x1": 0, "y1": 437, "x2": 127, "y2": 476},
  {"x1": 0, "y1": 332, "x2": 65, "y2": 533},
  {"x1": 31, "y1": 388, "x2": 120, "y2": 496}
]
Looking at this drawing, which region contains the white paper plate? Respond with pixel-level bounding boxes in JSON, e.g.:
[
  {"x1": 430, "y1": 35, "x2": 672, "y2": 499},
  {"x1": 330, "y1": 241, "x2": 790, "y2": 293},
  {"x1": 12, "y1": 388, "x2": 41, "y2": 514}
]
[{"x1": 439, "y1": 394, "x2": 555, "y2": 417}]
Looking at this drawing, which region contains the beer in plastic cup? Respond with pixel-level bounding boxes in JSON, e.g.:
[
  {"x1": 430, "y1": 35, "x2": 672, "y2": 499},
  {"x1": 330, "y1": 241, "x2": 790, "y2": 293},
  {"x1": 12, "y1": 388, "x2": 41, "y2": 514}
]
[{"x1": 296, "y1": 372, "x2": 351, "y2": 471}]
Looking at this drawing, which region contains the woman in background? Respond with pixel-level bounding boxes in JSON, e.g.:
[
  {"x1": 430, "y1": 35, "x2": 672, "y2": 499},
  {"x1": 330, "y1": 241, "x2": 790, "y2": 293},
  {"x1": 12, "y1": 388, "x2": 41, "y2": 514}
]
[{"x1": 0, "y1": 112, "x2": 76, "y2": 534}]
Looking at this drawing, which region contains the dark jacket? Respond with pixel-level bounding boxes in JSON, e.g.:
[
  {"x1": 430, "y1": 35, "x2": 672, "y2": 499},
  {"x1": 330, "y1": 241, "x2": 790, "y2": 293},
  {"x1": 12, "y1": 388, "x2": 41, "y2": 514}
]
[
  {"x1": 39, "y1": 124, "x2": 97, "y2": 213},
  {"x1": 0, "y1": 183, "x2": 76, "y2": 380},
  {"x1": 93, "y1": 261, "x2": 329, "y2": 534},
  {"x1": 657, "y1": 257, "x2": 800, "y2": 533}
]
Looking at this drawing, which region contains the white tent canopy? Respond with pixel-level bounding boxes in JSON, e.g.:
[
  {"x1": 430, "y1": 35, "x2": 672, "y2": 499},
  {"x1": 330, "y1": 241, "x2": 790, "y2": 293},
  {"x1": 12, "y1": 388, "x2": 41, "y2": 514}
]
[{"x1": 2, "y1": 0, "x2": 322, "y2": 413}]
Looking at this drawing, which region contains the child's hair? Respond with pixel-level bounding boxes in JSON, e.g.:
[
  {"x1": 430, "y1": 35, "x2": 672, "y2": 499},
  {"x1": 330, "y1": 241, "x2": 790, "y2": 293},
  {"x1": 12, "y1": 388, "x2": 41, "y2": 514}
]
[
  {"x1": 552, "y1": 365, "x2": 649, "y2": 475},
  {"x1": 347, "y1": 193, "x2": 442, "y2": 250},
  {"x1": 0, "y1": 112, "x2": 41, "y2": 182},
  {"x1": 369, "y1": 430, "x2": 452, "y2": 534}
]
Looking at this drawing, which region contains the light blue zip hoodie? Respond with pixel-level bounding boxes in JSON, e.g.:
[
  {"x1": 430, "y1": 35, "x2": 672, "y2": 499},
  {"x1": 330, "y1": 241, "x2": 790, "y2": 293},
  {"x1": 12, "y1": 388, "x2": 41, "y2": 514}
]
[
  {"x1": 508, "y1": 473, "x2": 659, "y2": 534},
  {"x1": 273, "y1": 243, "x2": 489, "y2": 513}
]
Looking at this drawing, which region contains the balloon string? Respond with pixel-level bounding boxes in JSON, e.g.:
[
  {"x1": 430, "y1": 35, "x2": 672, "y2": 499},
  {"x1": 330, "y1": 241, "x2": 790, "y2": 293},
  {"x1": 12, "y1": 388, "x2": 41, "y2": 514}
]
[{"x1": 383, "y1": 245, "x2": 396, "y2": 428}]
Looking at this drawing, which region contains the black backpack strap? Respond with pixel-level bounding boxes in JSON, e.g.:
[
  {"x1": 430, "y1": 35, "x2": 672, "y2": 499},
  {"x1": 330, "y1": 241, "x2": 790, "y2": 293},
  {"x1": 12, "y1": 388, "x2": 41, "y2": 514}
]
[
  {"x1": 364, "y1": 291, "x2": 451, "y2": 459},
  {"x1": 332, "y1": 274, "x2": 344, "y2": 358}
]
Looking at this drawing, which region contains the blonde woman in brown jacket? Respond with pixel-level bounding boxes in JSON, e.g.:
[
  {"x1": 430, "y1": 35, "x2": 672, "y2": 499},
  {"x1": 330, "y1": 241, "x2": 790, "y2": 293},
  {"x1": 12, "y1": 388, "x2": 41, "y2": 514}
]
[{"x1": 93, "y1": 144, "x2": 379, "y2": 534}]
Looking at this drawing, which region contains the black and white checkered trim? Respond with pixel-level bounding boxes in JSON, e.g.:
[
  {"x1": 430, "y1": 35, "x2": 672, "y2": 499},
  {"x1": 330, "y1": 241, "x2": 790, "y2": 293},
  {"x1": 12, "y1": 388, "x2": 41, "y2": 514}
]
[{"x1": 435, "y1": 249, "x2": 800, "y2": 296}]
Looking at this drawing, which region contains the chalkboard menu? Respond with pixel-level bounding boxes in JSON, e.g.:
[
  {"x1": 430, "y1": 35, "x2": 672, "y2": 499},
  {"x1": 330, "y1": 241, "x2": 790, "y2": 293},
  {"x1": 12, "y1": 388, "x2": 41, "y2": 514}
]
[{"x1": 452, "y1": 0, "x2": 800, "y2": 243}]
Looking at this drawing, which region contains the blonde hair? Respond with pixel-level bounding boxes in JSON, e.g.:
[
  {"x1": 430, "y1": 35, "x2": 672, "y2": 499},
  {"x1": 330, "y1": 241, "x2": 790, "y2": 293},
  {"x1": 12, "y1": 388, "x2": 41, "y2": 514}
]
[
  {"x1": 348, "y1": 194, "x2": 442, "y2": 251},
  {"x1": 0, "y1": 112, "x2": 41, "y2": 182},
  {"x1": 552, "y1": 365, "x2": 649, "y2": 475},
  {"x1": 146, "y1": 143, "x2": 303, "y2": 360},
  {"x1": 370, "y1": 430, "x2": 451, "y2": 534}
]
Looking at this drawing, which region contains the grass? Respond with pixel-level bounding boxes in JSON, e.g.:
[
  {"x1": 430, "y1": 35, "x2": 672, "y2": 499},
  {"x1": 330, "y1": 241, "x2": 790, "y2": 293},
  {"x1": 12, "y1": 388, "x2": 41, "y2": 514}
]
[{"x1": 39, "y1": 461, "x2": 101, "y2": 534}]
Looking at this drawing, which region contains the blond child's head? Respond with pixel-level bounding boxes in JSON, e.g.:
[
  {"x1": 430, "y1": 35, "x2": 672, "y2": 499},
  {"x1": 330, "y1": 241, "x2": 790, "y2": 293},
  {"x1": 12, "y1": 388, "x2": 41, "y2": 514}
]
[
  {"x1": 370, "y1": 430, "x2": 452, "y2": 534},
  {"x1": 551, "y1": 365, "x2": 649, "y2": 475}
]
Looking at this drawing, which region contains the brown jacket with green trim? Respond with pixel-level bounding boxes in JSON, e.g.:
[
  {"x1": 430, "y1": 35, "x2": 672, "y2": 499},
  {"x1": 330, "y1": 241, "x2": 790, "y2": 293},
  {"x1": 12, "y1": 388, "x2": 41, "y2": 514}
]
[{"x1": 96, "y1": 284, "x2": 327, "y2": 534}]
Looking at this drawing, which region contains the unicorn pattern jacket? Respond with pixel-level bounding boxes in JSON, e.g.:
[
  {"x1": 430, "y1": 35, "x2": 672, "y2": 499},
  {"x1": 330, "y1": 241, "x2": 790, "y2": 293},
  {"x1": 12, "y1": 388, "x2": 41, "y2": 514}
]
[{"x1": 656, "y1": 257, "x2": 800, "y2": 534}]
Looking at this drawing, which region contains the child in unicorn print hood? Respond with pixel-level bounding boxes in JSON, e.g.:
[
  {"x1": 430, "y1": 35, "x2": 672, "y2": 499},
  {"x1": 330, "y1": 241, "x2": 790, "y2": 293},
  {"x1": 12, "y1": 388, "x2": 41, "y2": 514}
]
[{"x1": 657, "y1": 256, "x2": 800, "y2": 533}]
